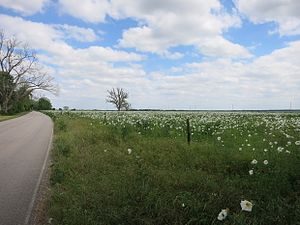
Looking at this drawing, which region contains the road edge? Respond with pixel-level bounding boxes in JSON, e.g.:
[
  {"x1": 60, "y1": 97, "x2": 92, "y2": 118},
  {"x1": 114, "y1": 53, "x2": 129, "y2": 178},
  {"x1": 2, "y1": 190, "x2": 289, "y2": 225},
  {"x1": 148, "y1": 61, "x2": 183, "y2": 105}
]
[{"x1": 24, "y1": 118, "x2": 54, "y2": 225}]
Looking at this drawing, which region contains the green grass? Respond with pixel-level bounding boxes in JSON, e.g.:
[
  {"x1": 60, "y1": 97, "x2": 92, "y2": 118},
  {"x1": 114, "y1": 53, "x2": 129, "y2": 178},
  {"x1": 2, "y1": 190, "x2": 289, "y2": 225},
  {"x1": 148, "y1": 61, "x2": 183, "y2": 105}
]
[
  {"x1": 47, "y1": 112, "x2": 300, "y2": 225},
  {"x1": 0, "y1": 112, "x2": 27, "y2": 122}
]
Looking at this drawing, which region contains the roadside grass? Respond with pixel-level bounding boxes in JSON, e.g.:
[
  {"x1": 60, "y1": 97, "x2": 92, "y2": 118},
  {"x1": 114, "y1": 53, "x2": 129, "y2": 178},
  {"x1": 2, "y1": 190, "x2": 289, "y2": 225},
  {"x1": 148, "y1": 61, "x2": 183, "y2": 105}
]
[
  {"x1": 48, "y1": 113, "x2": 300, "y2": 225},
  {"x1": 0, "y1": 112, "x2": 28, "y2": 122}
]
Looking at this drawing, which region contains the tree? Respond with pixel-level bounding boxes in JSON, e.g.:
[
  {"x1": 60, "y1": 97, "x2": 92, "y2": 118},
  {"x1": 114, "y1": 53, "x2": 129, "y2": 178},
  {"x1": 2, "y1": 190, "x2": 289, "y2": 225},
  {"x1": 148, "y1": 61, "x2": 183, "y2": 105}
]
[
  {"x1": 0, "y1": 31, "x2": 56, "y2": 114},
  {"x1": 106, "y1": 87, "x2": 130, "y2": 111},
  {"x1": 38, "y1": 97, "x2": 52, "y2": 110}
]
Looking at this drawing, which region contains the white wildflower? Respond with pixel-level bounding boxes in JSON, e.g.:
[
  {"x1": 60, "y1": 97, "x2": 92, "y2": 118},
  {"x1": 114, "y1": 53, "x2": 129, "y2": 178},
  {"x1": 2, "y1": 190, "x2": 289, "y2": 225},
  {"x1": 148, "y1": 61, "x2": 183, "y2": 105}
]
[
  {"x1": 295, "y1": 141, "x2": 300, "y2": 146},
  {"x1": 277, "y1": 147, "x2": 284, "y2": 152},
  {"x1": 263, "y1": 160, "x2": 268, "y2": 165},
  {"x1": 249, "y1": 169, "x2": 254, "y2": 175},
  {"x1": 127, "y1": 148, "x2": 132, "y2": 154},
  {"x1": 240, "y1": 200, "x2": 253, "y2": 212},
  {"x1": 48, "y1": 218, "x2": 53, "y2": 224},
  {"x1": 251, "y1": 159, "x2": 258, "y2": 165},
  {"x1": 217, "y1": 208, "x2": 229, "y2": 221},
  {"x1": 217, "y1": 137, "x2": 221, "y2": 141}
]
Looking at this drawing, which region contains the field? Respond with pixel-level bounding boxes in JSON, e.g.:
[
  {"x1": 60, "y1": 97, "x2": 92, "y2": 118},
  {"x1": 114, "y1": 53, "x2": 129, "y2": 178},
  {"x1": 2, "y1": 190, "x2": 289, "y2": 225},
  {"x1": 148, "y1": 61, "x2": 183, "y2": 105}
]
[{"x1": 45, "y1": 111, "x2": 300, "y2": 225}]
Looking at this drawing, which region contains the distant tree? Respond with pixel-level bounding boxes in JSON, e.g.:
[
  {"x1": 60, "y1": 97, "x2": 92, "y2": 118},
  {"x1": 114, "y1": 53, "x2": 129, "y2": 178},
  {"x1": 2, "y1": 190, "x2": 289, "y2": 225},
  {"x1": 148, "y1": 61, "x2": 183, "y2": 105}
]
[
  {"x1": 0, "y1": 31, "x2": 57, "y2": 114},
  {"x1": 63, "y1": 106, "x2": 69, "y2": 111},
  {"x1": 106, "y1": 87, "x2": 130, "y2": 111},
  {"x1": 38, "y1": 97, "x2": 52, "y2": 110}
]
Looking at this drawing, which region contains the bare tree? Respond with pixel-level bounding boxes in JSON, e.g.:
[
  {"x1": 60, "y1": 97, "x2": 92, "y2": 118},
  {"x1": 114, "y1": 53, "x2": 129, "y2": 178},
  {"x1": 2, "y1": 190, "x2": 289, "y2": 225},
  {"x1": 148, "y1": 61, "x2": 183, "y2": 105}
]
[
  {"x1": 106, "y1": 87, "x2": 130, "y2": 111},
  {"x1": 0, "y1": 31, "x2": 56, "y2": 113}
]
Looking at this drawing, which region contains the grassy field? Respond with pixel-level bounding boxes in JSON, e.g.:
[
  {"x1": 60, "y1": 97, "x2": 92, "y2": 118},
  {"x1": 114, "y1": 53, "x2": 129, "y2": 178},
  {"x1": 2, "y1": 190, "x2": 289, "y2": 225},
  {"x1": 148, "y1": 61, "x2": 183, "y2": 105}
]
[{"x1": 46, "y1": 111, "x2": 300, "y2": 225}]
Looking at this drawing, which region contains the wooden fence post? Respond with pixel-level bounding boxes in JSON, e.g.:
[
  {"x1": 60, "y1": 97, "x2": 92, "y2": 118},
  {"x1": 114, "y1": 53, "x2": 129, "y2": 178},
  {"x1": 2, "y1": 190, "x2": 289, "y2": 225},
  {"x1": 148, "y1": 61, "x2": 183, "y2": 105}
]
[{"x1": 186, "y1": 118, "x2": 191, "y2": 145}]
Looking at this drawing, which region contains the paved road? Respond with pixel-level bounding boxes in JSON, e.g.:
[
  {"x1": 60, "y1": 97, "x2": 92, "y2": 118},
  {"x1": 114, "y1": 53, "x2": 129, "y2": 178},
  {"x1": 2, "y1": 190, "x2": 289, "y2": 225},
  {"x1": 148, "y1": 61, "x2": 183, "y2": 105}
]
[{"x1": 0, "y1": 112, "x2": 53, "y2": 225}]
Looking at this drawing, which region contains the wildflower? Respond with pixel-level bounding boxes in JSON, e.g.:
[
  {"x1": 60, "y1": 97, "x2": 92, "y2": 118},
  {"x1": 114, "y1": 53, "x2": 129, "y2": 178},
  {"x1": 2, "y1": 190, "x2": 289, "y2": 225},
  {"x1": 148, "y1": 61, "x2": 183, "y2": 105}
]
[
  {"x1": 127, "y1": 148, "x2": 132, "y2": 154},
  {"x1": 217, "y1": 137, "x2": 221, "y2": 141},
  {"x1": 285, "y1": 150, "x2": 291, "y2": 154},
  {"x1": 240, "y1": 200, "x2": 253, "y2": 212},
  {"x1": 251, "y1": 159, "x2": 258, "y2": 165},
  {"x1": 104, "y1": 149, "x2": 107, "y2": 153},
  {"x1": 217, "y1": 208, "x2": 229, "y2": 221},
  {"x1": 182, "y1": 203, "x2": 185, "y2": 208},
  {"x1": 263, "y1": 160, "x2": 268, "y2": 165},
  {"x1": 48, "y1": 218, "x2": 53, "y2": 224},
  {"x1": 295, "y1": 141, "x2": 300, "y2": 146},
  {"x1": 277, "y1": 147, "x2": 284, "y2": 152},
  {"x1": 249, "y1": 169, "x2": 254, "y2": 175},
  {"x1": 264, "y1": 149, "x2": 268, "y2": 152},
  {"x1": 287, "y1": 141, "x2": 291, "y2": 145},
  {"x1": 239, "y1": 147, "x2": 242, "y2": 151}
]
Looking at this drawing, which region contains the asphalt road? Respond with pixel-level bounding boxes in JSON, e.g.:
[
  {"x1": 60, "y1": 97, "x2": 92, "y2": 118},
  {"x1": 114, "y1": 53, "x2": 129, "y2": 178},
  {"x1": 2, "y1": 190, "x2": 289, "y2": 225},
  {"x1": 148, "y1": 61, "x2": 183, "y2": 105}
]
[{"x1": 0, "y1": 112, "x2": 53, "y2": 225}]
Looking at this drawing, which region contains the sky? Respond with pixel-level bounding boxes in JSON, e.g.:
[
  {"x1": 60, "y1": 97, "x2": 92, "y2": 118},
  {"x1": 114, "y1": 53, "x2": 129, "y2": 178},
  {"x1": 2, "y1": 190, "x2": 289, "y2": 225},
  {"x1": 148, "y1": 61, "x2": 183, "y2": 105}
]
[{"x1": 0, "y1": 0, "x2": 299, "y2": 110}]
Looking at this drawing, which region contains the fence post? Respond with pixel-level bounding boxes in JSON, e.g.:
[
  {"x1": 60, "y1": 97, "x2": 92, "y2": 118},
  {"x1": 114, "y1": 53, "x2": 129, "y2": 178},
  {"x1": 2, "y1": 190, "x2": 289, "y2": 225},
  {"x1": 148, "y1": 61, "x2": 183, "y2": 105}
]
[{"x1": 186, "y1": 118, "x2": 191, "y2": 145}]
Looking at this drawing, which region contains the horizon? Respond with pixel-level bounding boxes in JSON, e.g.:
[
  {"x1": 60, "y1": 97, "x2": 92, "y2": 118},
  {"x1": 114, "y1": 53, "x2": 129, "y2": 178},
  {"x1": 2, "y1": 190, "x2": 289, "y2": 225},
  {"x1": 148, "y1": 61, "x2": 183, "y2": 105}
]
[{"x1": 0, "y1": 0, "x2": 299, "y2": 110}]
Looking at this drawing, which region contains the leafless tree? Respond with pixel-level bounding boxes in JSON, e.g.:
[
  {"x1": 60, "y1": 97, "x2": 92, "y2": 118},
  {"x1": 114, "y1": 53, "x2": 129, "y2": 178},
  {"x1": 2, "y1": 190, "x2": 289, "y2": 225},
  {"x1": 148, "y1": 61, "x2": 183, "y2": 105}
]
[
  {"x1": 106, "y1": 87, "x2": 130, "y2": 111},
  {"x1": 0, "y1": 31, "x2": 57, "y2": 113}
]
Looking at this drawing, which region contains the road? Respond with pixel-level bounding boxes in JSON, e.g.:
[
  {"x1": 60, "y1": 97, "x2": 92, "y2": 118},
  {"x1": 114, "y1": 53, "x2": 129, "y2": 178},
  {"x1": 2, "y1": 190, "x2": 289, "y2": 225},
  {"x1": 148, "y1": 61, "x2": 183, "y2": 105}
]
[{"x1": 0, "y1": 112, "x2": 53, "y2": 225}]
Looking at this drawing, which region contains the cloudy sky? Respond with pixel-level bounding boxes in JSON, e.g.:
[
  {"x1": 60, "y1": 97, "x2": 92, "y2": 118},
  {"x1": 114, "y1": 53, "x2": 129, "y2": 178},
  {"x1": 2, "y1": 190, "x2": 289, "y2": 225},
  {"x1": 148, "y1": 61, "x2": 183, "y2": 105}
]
[{"x1": 0, "y1": 0, "x2": 299, "y2": 110}]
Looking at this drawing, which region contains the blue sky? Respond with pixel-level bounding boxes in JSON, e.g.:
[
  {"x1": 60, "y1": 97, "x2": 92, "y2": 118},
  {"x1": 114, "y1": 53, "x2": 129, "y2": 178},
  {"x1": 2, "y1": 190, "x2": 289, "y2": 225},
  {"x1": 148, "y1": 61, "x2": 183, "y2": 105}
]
[{"x1": 0, "y1": 0, "x2": 299, "y2": 110}]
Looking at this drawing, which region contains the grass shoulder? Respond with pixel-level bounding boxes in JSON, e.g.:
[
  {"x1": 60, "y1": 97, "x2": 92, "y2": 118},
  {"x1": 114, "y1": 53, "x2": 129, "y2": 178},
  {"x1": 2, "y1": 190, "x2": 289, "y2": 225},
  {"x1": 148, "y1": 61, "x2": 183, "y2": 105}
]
[{"x1": 0, "y1": 112, "x2": 28, "y2": 122}]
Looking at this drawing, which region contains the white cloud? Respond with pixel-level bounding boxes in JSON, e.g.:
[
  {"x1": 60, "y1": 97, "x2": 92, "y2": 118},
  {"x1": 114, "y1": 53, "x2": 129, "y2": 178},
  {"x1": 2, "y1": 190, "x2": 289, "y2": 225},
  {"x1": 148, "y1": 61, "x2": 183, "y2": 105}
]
[
  {"x1": 0, "y1": 14, "x2": 143, "y2": 62},
  {"x1": 235, "y1": 0, "x2": 300, "y2": 36},
  {"x1": 0, "y1": 14, "x2": 69, "y2": 54},
  {"x1": 55, "y1": 0, "x2": 250, "y2": 58},
  {"x1": 113, "y1": 0, "x2": 250, "y2": 58},
  {"x1": 0, "y1": 0, "x2": 48, "y2": 15},
  {"x1": 195, "y1": 36, "x2": 252, "y2": 58},
  {"x1": 58, "y1": 0, "x2": 110, "y2": 23},
  {"x1": 53, "y1": 24, "x2": 99, "y2": 42}
]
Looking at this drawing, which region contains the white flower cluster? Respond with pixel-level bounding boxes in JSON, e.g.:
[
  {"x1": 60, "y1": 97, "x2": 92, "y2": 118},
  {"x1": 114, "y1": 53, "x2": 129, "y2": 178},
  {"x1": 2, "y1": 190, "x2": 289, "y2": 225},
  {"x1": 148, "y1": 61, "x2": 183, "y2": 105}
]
[{"x1": 217, "y1": 200, "x2": 253, "y2": 221}]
